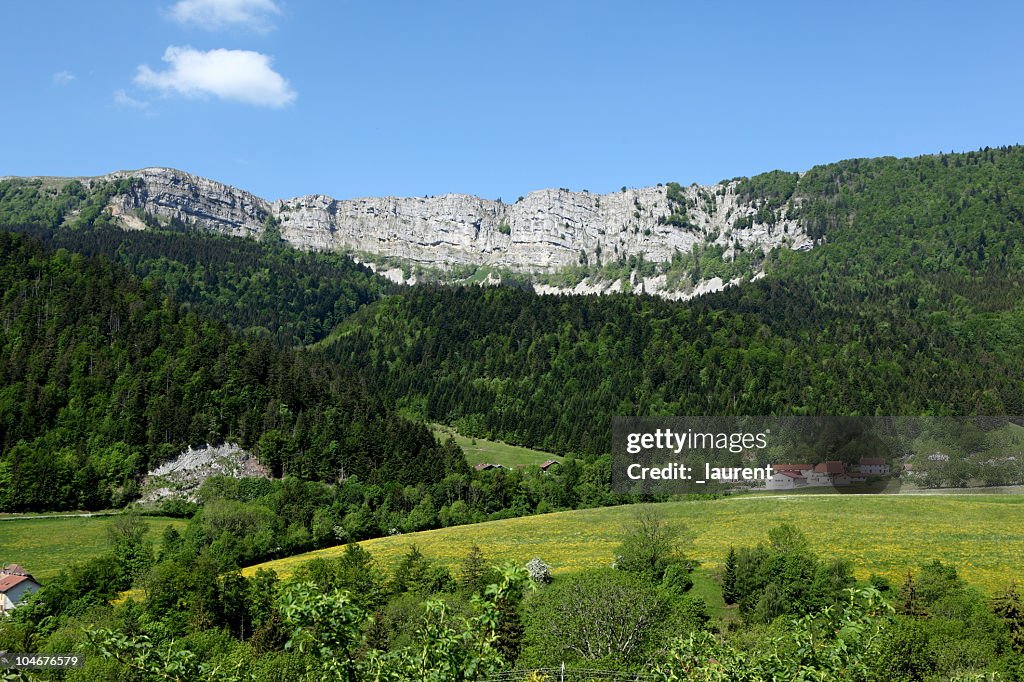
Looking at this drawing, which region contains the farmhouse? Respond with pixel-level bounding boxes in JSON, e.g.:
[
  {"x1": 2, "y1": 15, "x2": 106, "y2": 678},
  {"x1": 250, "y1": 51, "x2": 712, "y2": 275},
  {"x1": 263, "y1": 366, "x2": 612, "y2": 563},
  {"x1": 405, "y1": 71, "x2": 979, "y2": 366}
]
[
  {"x1": 766, "y1": 464, "x2": 811, "y2": 490},
  {"x1": 764, "y1": 457, "x2": 895, "y2": 490},
  {"x1": 539, "y1": 459, "x2": 560, "y2": 472},
  {"x1": 858, "y1": 457, "x2": 891, "y2": 476},
  {"x1": 806, "y1": 461, "x2": 851, "y2": 486},
  {"x1": 0, "y1": 564, "x2": 40, "y2": 616},
  {"x1": 473, "y1": 463, "x2": 502, "y2": 471}
]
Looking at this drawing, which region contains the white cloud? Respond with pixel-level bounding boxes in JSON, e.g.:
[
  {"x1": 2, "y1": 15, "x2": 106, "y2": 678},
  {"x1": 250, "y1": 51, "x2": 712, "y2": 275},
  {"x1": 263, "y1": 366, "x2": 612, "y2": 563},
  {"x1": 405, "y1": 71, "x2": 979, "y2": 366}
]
[
  {"x1": 113, "y1": 89, "x2": 150, "y2": 110},
  {"x1": 169, "y1": 0, "x2": 281, "y2": 32},
  {"x1": 134, "y1": 46, "x2": 296, "y2": 108},
  {"x1": 52, "y1": 71, "x2": 75, "y2": 85}
]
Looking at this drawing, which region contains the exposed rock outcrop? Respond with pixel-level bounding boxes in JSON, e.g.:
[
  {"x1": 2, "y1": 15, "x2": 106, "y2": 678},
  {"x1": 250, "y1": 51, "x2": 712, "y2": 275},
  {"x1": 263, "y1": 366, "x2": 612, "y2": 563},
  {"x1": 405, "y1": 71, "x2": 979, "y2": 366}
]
[
  {"x1": 103, "y1": 168, "x2": 272, "y2": 238},
  {"x1": 140, "y1": 443, "x2": 269, "y2": 504},
  {"x1": 47, "y1": 167, "x2": 812, "y2": 291}
]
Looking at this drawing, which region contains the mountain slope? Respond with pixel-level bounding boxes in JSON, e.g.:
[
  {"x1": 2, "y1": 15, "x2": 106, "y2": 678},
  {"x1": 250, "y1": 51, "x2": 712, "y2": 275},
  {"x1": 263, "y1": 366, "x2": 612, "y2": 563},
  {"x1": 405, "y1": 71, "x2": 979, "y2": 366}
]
[
  {"x1": 0, "y1": 177, "x2": 392, "y2": 346},
  {"x1": 7, "y1": 166, "x2": 811, "y2": 295},
  {"x1": 319, "y1": 146, "x2": 1024, "y2": 453},
  {"x1": 3, "y1": 145, "x2": 1022, "y2": 465},
  {"x1": 0, "y1": 231, "x2": 463, "y2": 511}
]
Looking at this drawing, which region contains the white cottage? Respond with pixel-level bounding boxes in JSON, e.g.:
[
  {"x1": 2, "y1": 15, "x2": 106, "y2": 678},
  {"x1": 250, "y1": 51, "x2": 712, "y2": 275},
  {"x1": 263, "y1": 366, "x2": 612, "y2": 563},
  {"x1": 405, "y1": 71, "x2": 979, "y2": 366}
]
[
  {"x1": 765, "y1": 464, "x2": 812, "y2": 490},
  {"x1": 0, "y1": 564, "x2": 40, "y2": 615}
]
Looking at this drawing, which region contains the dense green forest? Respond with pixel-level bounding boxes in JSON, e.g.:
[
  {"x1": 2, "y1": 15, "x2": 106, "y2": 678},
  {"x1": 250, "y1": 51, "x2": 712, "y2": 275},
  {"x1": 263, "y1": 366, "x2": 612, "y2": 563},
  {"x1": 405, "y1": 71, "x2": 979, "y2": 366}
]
[
  {"x1": 0, "y1": 231, "x2": 460, "y2": 511},
  {"x1": 2, "y1": 146, "x2": 1024, "y2": 504},
  {"x1": 0, "y1": 227, "x2": 627, "y2": 525},
  {"x1": 322, "y1": 146, "x2": 1024, "y2": 453},
  {"x1": 0, "y1": 179, "x2": 389, "y2": 347}
]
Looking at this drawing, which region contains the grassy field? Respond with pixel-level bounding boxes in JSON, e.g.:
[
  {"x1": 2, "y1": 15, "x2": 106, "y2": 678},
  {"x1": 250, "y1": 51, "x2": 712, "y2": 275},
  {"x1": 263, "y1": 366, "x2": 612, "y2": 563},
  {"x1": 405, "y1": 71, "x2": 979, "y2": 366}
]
[
  {"x1": 431, "y1": 424, "x2": 562, "y2": 468},
  {"x1": 0, "y1": 515, "x2": 187, "y2": 581},
  {"x1": 242, "y1": 495, "x2": 1024, "y2": 593}
]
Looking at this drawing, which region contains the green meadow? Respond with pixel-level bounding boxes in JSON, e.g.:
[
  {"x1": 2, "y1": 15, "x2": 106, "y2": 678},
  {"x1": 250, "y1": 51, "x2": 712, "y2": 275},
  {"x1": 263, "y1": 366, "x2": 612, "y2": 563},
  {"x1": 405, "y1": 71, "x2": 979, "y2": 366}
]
[
  {"x1": 0, "y1": 515, "x2": 187, "y2": 581},
  {"x1": 430, "y1": 424, "x2": 562, "y2": 468},
  {"x1": 243, "y1": 494, "x2": 1024, "y2": 594}
]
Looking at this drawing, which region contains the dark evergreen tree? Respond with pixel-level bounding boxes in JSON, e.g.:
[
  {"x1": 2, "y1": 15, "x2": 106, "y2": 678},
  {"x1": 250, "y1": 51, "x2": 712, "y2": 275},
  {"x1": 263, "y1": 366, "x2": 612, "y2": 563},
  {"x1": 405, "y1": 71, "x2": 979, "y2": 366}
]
[
  {"x1": 898, "y1": 571, "x2": 924, "y2": 617},
  {"x1": 722, "y1": 546, "x2": 738, "y2": 605},
  {"x1": 459, "y1": 544, "x2": 489, "y2": 594},
  {"x1": 991, "y1": 584, "x2": 1024, "y2": 653}
]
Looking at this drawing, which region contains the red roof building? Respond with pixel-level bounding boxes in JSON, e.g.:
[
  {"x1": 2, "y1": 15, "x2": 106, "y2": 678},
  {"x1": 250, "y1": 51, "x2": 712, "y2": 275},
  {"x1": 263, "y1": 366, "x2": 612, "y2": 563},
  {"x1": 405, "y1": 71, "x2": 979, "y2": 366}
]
[
  {"x1": 813, "y1": 461, "x2": 846, "y2": 474},
  {"x1": 0, "y1": 567, "x2": 40, "y2": 615},
  {"x1": 0, "y1": 574, "x2": 33, "y2": 593}
]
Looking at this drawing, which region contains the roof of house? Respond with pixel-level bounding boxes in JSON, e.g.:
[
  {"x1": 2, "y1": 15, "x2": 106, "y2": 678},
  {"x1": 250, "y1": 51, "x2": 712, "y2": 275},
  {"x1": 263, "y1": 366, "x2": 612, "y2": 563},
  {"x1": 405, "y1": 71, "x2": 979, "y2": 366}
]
[
  {"x1": 0, "y1": 573, "x2": 36, "y2": 593},
  {"x1": 774, "y1": 464, "x2": 812, "y2": 472},
  {"x1": 474, "y1": 463, "x2": 498, "y2": 471},
  {"x1": 777, "y1": 471, "x2": 806, "y2": 479},
  {"x1": 539, "y1": 459, "x2": 560, "y2": 470},
  {"x1": 859, "y1": 457, "x2": 887, "y2": 466},
  {"x1": 814, "y1": 461, "x2": 846, "y2": 474},
  {"x1": 1, "y1": 564, "x2": 30, "y2": 576}
]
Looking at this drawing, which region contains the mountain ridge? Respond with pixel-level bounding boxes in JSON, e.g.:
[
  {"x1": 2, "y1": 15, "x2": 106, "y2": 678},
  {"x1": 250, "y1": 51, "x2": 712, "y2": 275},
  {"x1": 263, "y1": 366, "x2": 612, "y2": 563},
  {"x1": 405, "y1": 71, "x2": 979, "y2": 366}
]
[{"x1": 10, "y1": 166, "x2": 811, "y2": 295}]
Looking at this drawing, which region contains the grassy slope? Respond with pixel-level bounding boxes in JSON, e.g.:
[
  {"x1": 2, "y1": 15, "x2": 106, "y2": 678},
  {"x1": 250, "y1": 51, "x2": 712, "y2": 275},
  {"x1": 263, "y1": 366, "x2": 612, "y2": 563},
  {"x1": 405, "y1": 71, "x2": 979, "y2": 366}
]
[
  {"x1": 431, "y1": 424, "x2": 562, "y2": 468},
  {"x1": 0, "y1": 515, "x2": 186, "y2": 581},
  {"x1": 242, "y1": 495, "x2": 1024, "y2": 593}
]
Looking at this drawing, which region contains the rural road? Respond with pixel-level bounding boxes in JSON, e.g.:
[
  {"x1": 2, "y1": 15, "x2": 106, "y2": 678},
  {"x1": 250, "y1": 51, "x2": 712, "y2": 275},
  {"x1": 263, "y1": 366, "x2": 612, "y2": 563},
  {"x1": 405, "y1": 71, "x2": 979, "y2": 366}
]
[{"x1": 0, "y1": 511, "x2": 122, "y2": 521}]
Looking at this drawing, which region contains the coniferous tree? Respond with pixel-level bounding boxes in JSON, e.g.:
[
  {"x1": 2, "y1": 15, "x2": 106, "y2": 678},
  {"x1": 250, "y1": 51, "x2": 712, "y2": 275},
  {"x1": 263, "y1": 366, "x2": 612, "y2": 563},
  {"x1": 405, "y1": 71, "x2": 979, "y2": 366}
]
[
  {"x1": 722, "y1": 547, "x2": 738, "y2": 605},
  {"x1": 898, "y1": 571, "x2": 924, "y2": 617},
  {"x1": 991, "y1": 584, "x2": 1024, "y2": 653},
  {"x1": 459, "y1": 544, "x2": 489, "y2": 594}
]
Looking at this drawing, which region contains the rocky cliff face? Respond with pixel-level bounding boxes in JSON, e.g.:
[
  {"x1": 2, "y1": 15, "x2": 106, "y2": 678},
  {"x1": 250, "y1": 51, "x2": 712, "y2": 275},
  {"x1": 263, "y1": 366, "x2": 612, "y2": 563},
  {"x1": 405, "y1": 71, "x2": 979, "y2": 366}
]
[
  {"x1": 104, "y1": 167, "x2": 272, "y2": 238},
  {"x1": 273, "y1": 182, "x2": 807, "y2": 272},
  {"x1": 86, "y1": 167, "x2": 810, "y2": 288}
]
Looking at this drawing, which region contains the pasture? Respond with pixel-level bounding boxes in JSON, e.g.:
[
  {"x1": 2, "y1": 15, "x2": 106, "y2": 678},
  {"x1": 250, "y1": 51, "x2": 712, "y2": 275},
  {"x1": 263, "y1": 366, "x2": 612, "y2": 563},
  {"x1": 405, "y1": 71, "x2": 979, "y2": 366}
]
[
  {"x1": 0, "y1": 514, "x2": 187, "y2": 581},
  {"x1": 242, "y1": 494, "x2": 1024, "y2": 593},
  {"x1": 431, "y1": 424, "x2": 562, "y2": 468}
]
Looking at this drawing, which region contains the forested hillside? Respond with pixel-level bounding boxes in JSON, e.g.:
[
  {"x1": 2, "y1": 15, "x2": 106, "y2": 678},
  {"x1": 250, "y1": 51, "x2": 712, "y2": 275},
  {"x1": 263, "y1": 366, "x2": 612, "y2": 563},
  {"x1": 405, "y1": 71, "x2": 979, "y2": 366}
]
[
  {"x1": 322, "y1": 146, "x2": 1024, "y2": 453},
  {"x1": 2, "y1": 146, "x2": 1023, "y2": 506},
  {"x1": 0, "y1": 231, "x2": 459, "y2": 511},
  {"x1": 0, "y1": 178, "x2": 389, "y2": 346}
]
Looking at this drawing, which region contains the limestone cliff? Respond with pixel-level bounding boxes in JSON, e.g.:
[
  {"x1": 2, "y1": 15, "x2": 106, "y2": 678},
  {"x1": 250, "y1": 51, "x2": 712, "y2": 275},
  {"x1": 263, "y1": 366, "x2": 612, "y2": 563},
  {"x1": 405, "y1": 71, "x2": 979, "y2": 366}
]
[{"x1": 61, "y1": 167, "x2": 813, "y2": 293}]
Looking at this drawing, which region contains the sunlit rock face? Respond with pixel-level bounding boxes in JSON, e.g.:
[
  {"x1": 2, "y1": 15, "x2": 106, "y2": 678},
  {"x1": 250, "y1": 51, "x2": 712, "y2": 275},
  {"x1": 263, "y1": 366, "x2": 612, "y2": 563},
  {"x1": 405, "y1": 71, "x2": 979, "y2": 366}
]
[{"x1": 99, "y1": 167, "x2": 808, "y2": 278}]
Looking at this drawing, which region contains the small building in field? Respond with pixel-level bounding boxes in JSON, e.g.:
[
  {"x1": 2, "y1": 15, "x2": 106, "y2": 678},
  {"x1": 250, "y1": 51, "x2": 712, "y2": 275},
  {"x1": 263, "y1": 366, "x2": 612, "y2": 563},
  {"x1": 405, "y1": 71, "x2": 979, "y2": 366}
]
[
  {"x1": 764, "y1": 458, "x2": 896, "y2": 490},
  {"x1": 539, "y1": 459, "x2": 560, "y2": 472},
  {"x1": 1, "y1": 564, "x2": 40, "y2": 616},
  {"x1": 474, "y1": 463, "x2": 501, "y2": 471}
]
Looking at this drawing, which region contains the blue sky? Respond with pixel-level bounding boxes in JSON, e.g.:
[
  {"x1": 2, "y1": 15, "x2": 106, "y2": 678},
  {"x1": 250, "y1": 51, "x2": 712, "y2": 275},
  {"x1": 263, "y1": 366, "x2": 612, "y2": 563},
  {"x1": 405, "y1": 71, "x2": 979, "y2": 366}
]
[{"x1": 3, "y1": 1, "x2": 1022, "y2": 201}]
